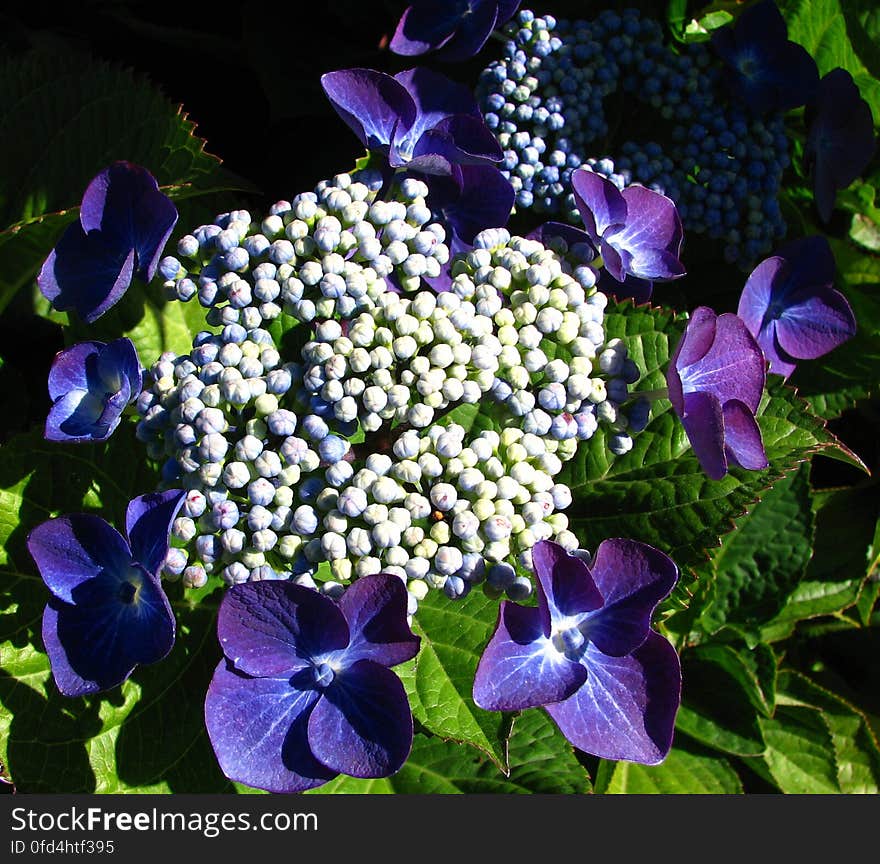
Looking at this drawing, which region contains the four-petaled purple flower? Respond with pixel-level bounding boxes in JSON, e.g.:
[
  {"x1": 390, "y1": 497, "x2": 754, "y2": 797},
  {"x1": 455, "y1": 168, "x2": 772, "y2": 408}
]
[
  {"x1": 737, "y1": 236, "x2": 856, "y2": 379},
  {"x1": 321, "y1": 67, "x2": 502, "y2": 177},
  {"x1": 805, "y1": 68, "x2": 877, "y2": 224},
  {"x1": 38, "y1": 161, "x2": 178, "y2": 323},
  {"x1": 27, "y1": 489, "x2": 185, "y2": 697},
  {"x1": 571, "y1": 169, "x2": 684, "y2": 303},
  {"x1": 45, "y1": 338, "x2": 142, "y2": 443},
  {"x1": 390, "y1": 1, "x2": 521, "y2": 62},
  {"x1": 473, "y1": 539, "x2": 681, "y2": 765},
  {"x1": 204, "y1": 573, "x2": 420, "y2": 793},
  {"x1": 711, "y1": 0, "x2": 818, "y2": 114},
  {"x1": 667, "y1": 306, "x2": 768, "y2": 481}
]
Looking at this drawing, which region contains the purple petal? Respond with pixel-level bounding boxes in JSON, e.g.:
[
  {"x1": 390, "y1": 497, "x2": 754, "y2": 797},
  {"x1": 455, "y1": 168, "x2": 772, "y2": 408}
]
[
  {"x1": 389, "y1": 2, "x2": 461, "y2": 56},
  {"x1": 545, "y1": 632, "x2": 681, "y2": 764},
  {"x1": 774, "y1": 285, "x2": 856, "y2": 360},
  {"x1": 394, "y1": 68, "x2": 481, "y2": 137},
  {"x1": 738, "y1": 255, "x2": 780, "y2": 342},
  {"x1": 680, "y1": 390, "x2": 728, "y2": 481},
  {"x1": 337, "y1": 573, "x2": 420, "y2": 668},
  {"x1": 28, "y1": 515, "x2": 131, "y2": 604},
  {"x1": 571, "y1": 169, "x2": 627, "y2": 245},
  {"x1": 723, "y1": 400, "x2": 768, "y2": 471},
  {"x1": 496, "y1": 1, "x2": 522, "y2": 24},
  {"x1": 433, "y1": 1, "x2": 500, "y2": 62},
  {"x1": 309, "y1": 659, "x2": 413, "y2": 778},
  {"x1": 776, "y1": 235, "x2": 836, "y2": 289},
  {"x1": 430, "y1": 164, "x2": 514, "y2": 245},
  {"x1": 677, "y1": 313, "x2": 765, "y2": 411},
  {"x1": 531, "y1": 540, "x2": 603, "y2": 634},
  {"x1": 807, "y1": 70, "x2": 876, "y2": 223},
  {"x1": 42, "y1": 568, "x2": 175, "y2": 696},
  {"x1": 610, "y1": 185, "x2": 684, "y2": 281},
  {"x1": 599, "y1": 238, "x2": 626, "y2": 283},
  {"x1": 666, "y1": 306, "x2": 719, "y2": 415},
  {"x1": 125, "y1": 489, "x2": 185, "y2": 577},
  {"x1": 45, "y1": 389, "x2": 122, "y2": 442},
  {"x1": 37, "y1": 226, "x2": 137, "y2": 323},
  {"x1": 321, "y1": 69, "x2": 415, "y2": 155},
  {"x1": 217, "y1": 581, "x2": 349, "y2": 678},
  {"x1": 204, "y1": 660, "x2": 333, "y2": 793},
  {"x1": 47, "y1": 342, "x2": 103, "y2": 402},
  {"x1": 763, "y1": 325, "x2": 798, "y2": 378},
  {"x1": 79, "y1": 162, "x2": 178, "y2": 283},
  {"x1": 98, "y1": 338, "x2": 142, "y2": 399},
  {"x1": 584, "y1": 539, "x2": 679, "y2": 657},
  {"x1": 472, "y1": 601, "x2": 587, "y2": 711},
  {"x1": 408, "y1": 114, "x2": 503, "y2": 174}
]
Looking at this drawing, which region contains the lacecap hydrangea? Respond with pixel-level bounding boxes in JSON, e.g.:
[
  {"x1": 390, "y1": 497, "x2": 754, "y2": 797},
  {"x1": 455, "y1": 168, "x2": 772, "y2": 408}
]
[{"x1": 136, "y1": 170, "x2": 653, "y2": 615}]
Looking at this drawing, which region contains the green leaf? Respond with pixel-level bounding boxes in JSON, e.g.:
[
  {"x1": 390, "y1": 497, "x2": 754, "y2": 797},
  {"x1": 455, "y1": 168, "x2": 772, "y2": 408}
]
[
  {"x1": 758, "y1": 704, "x2": 841, "y2": 793},
  {"x1": 595, "y1": 746, "x2": 743, "y2": 794},
  {"x1": 701, "y1": 463, "x2": 815, "y2": 636},
  {"x1": 760, "y1": 482, "x2": 879, "y2": 641},
  {"x1": 0, "y1": 428, "x2": 228, "y2": 792},
  {"x1": 776, "y1": 670, "x2": 880, "y2": 793},
  {"x1": 675, "y1": 647, "x2": 766, "y2": 756},
  {"x1": 309, "y1": 710, "x2": 591, "y2": 794},
  {"x1": 779, "y1": 0, "x2": 880, "y2": 124},
  {"x1": 560, "y1": 303, "x2": 846, "y2": 609},
  {"x1": 397, "y1": 588, "x2": 512, "y2": 770}
]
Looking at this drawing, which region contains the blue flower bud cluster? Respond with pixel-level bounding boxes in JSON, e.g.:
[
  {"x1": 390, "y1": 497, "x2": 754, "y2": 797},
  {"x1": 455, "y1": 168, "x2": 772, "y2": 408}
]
[
  {"x1": 477, "y1": 7, "x2": 790, "y2": 269},
  {"x1": 158, "y1": 172, "x2": 450, "y2": 326},
  {"x1": 137, "y1": 181, "x2": 651, "y2": 614}
]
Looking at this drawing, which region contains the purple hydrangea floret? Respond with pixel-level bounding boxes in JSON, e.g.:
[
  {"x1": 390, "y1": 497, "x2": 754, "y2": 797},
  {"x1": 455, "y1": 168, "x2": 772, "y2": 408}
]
[
  {"x1": 205, "y1": 573, "x2": 420, "y2": 793},
  {"x1": 27, "y1": 489, "x2": 185, "y2": 696},
  {"x1": 320, "y1": 67, "x2": 502, "y2": 177},
  {"x1": 805, "y1": 68, "x2": 877, "y2": 223},
  {"x1": 473, "y1": 539, "x2": 681, "y2": 765},
  {"x1": 390, "y1": 1, "x2": 521, "y2": 62},
  {"x1": 667, "y1": 306, "x2": 768, "y2": 481},
  {"x1": 738, "y1": 236, "x2": 856, "y2": 378},
  {"x1": 571, "y1": 168, "x2": 684, "y2": 303},
  {"x1": 45, "y1": 338, "x2": 142, "y2": 443},
  {"x1": 38, "y1": 162, "x2": 178, "y2": 323},
  {"x1": 711, "y1": 0, "x2": 818, "y2": 114}
]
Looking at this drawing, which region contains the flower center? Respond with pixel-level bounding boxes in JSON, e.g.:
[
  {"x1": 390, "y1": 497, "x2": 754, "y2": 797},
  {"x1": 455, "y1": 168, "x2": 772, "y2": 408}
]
[
  {"x1": 312, "y1": 661, "x2": 336, "y2": 688},
  {"x1": 117, "y1": 574, "x2": 142, "y2": 605},
  {"x1": 551, "y1": 624, "x2": 586, "y2": 660}
]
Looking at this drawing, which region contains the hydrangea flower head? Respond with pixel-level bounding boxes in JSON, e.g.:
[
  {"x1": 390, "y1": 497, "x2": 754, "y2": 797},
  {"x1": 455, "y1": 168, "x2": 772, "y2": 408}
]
[
  {"x1": 805, "y1": 68, "x2": 877, "y2": 223},
  {"x1": 321, "y1": 67, "x2": 502, "y2": 177},
  {"x1": 666, "y1": 307, "x2": 768, "y2": 481},
  {"x1": 737, "y1": 236, "x2": 856, "y2": 378},
  {"x1": 711, "y1": 0, "x2": 819, "y2": 114},
  {"x1": 27, "y1": 489, "x2": 185, "y2": 696},
  {"x1": 571, "y1": 168, "x2": 684, "y2": 302},
  {"x1": 38, "y1": 162, "x2": 178, "y2": 323},
  {"x1": 205, "y1": 573, "x2": 420, "y2": 793},
  {"x1": 45, "y1": 338, "x2": 141, "y2": 443},
  {"x1": 390, "y1": 1, "x2": 522, "y2": 62},
  {"x1": 473, "y1": 539, "x2": 681, "y2": 764}
]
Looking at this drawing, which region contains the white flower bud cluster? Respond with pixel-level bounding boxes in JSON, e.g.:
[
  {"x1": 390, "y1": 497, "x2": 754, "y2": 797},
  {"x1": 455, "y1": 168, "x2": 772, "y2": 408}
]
[
  {"x1": 141, "y1": 181, "x2": 652, "y2": 608},
  {"x1": 162, "y1": 172, "x2": 450, "y2": 326},
  {"x1": 298, "y1": 289, "x2": 497, "y2": 431},
  {"x1": 450, "y1": 228, "x2": 643, "y2": 453}
]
